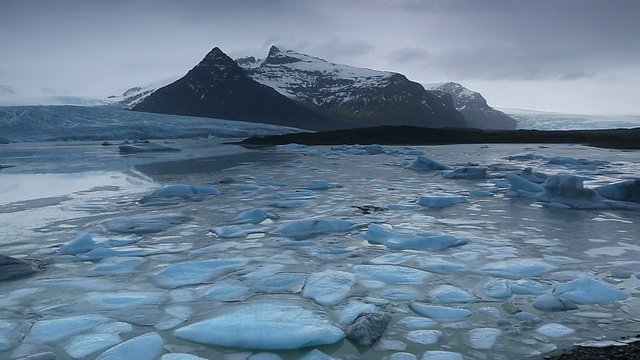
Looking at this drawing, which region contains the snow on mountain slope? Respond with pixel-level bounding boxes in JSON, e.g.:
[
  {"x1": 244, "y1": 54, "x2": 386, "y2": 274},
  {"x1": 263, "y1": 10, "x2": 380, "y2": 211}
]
[
  {"x1": 238, "y1": 46, "x2": 468, "y2": 128},
  {"x1": 108, "y1": 76, "x2": 183, "y2": 108},
  {"x1": 502, "y1": 108, "x2": 640, "y2": 130},
  {"x1": 424, "y1": 82, "x2": 517, "y2": 130},
  {"x1": 0, "y1": 105, "x2": 305, "y2": 142}
]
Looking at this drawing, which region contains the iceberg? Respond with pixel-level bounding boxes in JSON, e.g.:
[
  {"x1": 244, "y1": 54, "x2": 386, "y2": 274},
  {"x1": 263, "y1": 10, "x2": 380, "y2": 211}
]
[
  {"x1": 535, "y1": 323, "x2": 575, "y2": 338},
  {"x1": 354, "y1": 264, "x2": 431, "y2": 284},
  {"x1": 229, "y1": 208, "x2": 278, "y2": 224},
  {"x1": 0, "y1": 254, "x2": 43, "y2": 281},
  {"x1": 552, "y1": 277, "x2": 628, "y2": 304},
  {"x1": 174, "y1": 302, "x2": 344, "y2": 350},
  {"x1": 428, "y1": 285, "x2": 478, "y2": 304},
  {"x1": 85, "y1": 291, "x2": 166, "y2": 310},
  {"x1": 532, "y1": 294, "x2": 579, "y2": 312},
  {"x1": 483, "y1": 279, "x2": 512, "y2": 299},
  {"x1": 467, "y1": 328, "x2": 501, "y2": 349},
  {"x1": 504, "y1": 173, "x2": 544, "y2": 196},
  {"x1": 65, "y1": 333, "x2": 121, "y2": 359},
  {"x1": 153, "y1": 258, "x2": 249, "y2": 289},
  {"x1": 479, "y1": 259, "x2": 557, "y2": 279},
  {"x1": 270, "y1": 218, "x2": 364, "y2": 239},
  {"x1": 405, "y1": 156, "x2": 450, "y2": 171},
  {"x1": 535, "y1": 175, "x2": 608, "y2": 209},
  {"x1": 361, "y1": 224, "x2": 467, "y2": 251},
  {"x1": 409, "y1": 302, "x2": 471, "y2": 320},
  {"x1": 303, "y1": 270, "x2": 355, "y2": 306},
  {"x1": 397, "y1": 317, "x2": 437, "y2": 329},
  {"x1": 417, "y1": 192, "x2": 466, "y2": 207},
  {"x1": 198, "y1": 279, "x2": 250, "y2": 301},
  {"x1": 87, "y1": 256, "x2": 147, "y2": 275},
  {"x1": 211, "y1": 224, "x2": 265, "y2": 238},
  {"x1": 252, "y1": 272, "x2": 307, "y2": 294},
  {"x1": 96, "y1": 332, "x2": 164, "y2": 360},
  {"x1": 29, "y1": 315, "x2": 111, "y2": 343},
  {"x1": 336, "y1": 301, "x2": 378, "y2": 325},
  {"x1": 405, "y1": 330, "x2": 442, "y2": 345},
  {"x1": 521, "y1": 167, "x2": 548, "y2": 184},
  {"x1": 595, "y1": 179, "x2": 640, "y2": 203},
  {"x1": 102, "y1": 213, "x2": 193, "y2": 234}
]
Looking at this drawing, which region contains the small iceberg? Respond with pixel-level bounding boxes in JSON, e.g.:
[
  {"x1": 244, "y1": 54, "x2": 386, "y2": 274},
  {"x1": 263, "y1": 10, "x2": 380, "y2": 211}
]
[
  {"x1": 361, "y1": 224, "x2": 467, "y2": 251},
  {"x1": 406, "y1": 156, "x2": 450, "y2": 171},
  {"x1": 417, "y1": 192, "x2": 466, "y2": 208}
]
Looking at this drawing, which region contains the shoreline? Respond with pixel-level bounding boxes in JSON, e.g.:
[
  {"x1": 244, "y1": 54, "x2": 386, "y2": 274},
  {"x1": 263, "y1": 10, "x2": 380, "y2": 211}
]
[{"x1": 238, "y1": 125, "x2": 640, "y2": 149}]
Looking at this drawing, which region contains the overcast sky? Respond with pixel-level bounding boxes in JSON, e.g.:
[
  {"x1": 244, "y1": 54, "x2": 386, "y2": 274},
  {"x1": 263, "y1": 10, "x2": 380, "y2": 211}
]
[{"x1": 1, "y1": 0, "x2": 639, "y2": 114}]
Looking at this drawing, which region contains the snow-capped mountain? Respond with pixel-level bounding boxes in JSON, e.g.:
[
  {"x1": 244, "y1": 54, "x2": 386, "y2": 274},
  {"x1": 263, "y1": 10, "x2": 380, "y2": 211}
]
[
  {"x1": 237, "y1": 46, "x2": 468, "y2": 129},
  {"x1": 133, "y1": 48, "x2": 350, "y2": 131},
  {"x1": 108, "y1": 76, "x2": 182, "y2": 108},
  {"x1": 424, "y1": 82, "x2": 517, "y2": 130}
]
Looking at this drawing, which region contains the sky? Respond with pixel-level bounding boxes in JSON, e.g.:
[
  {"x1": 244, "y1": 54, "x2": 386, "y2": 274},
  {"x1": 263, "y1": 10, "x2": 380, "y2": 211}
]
[{"x1": 1, "y1": 0, "x2": 639, "y2": 115}]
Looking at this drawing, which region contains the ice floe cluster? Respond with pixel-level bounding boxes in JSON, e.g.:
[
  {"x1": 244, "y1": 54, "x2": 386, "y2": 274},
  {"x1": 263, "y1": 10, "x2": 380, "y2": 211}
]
[{"x1": 1, "y1": 142, "x2": 639, "y2": 359}]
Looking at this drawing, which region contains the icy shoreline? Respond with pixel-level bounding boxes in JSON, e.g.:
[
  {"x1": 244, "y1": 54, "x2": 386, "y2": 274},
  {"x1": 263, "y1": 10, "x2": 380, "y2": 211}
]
[{"x1": 1, "y1": 140, "x2": 639, "y2": 359}]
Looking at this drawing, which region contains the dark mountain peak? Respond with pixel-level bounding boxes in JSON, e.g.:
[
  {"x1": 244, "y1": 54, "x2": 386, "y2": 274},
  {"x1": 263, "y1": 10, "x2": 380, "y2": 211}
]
[
  {"x1": 264, "y1": 45, "x2": 301, "y2": 65},
  {"x1": 199, "y1": 47, "x2": 236, "y2": 67}
]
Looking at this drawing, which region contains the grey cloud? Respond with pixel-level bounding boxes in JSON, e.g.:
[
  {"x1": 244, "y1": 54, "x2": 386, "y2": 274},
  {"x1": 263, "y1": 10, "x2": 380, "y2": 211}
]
[{"x1": 389, "y1": 47, "x2": 431, "y2": 63}]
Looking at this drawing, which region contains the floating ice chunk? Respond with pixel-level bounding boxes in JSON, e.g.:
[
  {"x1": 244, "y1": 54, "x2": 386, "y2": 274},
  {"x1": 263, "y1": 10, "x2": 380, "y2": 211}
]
[
  {"x1": 304, "y1": 180, "x2": 335, "y2": 190},
  {"x1": 552, "y1": 277, "x2": 628, "y2": 304},
  {"x1": 484, "y1": 279, "x2": 512, "y2": 299},
  {"x1": 417, "y1": 258, "x2": 466, "y2": 273},
  {"x1": 86, "y1": 291, "x2": 166, "y2": 310},
  {"x1": 469, "y1": 190, "x2": 494, "y2": 197},
  {"x1": 514, "y1": 312, "x2": 543, "y2": 324},
  {"x1": 153, "y1": 258, "x2": 248, "y2": 289},
  {"x1": 102, "y1": 213, "x2": 193, "y2": 234},
  {"x1": 248, "y1": 353, "x2": 283, "y2": 360},
  {"x1": 370, "y1": 253, "x2": 414, "y2": 265},
  {"x1": 477, "y1": 307, "x2": 500, "y2": 319},
  {"x1": 263, "y1": 200, "x2": 311, "y2": 208},
  {"x1": 199, "y1": 279, "x2": 250, "y2": 301},
  {"x1": 509, "y1": 279, "x2": 549, "y2": 295},
  {"x1": 397, "y1": 317, "x2": 437, "y2": 329},
  {"x1": 119, "y1": 142, "x2": 180, "y2": 153},
  {"x1": 361, "y1": 224, "x2": 467, "y2": 251},
  {"x1": 346, "y1": 312, "x2": 390, "y2": 347},
  {"x1": 36, "y1": 277, "x2": 120, "y2": 291},
  {"x1": 303, "y1": 270, "x2": 355, "y2": 306},
  {"x1": 88, "y1": 257, "x2": 147, "y2": 275},
  {"x1": 94, "y1": 322, "x2": 133, "y2": 334},
  {"x1": 389, "y1": 353, "x2": 416, "y2": 360},
  {"x1": 275, "y1": 143, "x2": 309, "y2": 152},
  {"x1": 270, "y1": 218, "x2": 364, "y2": 239},
  {"x1": 535, "y1": 175, "x2": 608, "y2": 209},
  {"x1": 547, "y1": 156, "x2": 608, "y2": 167},
  {"x1": 65, "y1": 333, "x2": 121, "y2": 359},
  {"x1": 406, "y1": 156, "x2": 450, "y2": 171},
  {"x1": 405, "y1": 330, "x2": 442, "y2": 345},
  {"x1": 467, "y1": 328, "x2": 501, "y2": 349},
  {"x1": 409, "y1": 302, "x2": 471, "y2": 320},
  {"x1": 96, "y1": 332, "x2": 164, "y2": 360},
  {"x1": 479, "y1": 259, "x2": 557, "y2": 279},
  {"x1": 428, "y1": 285, "x2": 478, "y2": 304},
  {"x1": 336, "y1": 301, "x2": 378, "y2": 325},
  {"x1": 0, "y1": 321, "x2": 20, "y2": 352},
  {"x1": 532, "y1": 295, "x2": 578, "y2": 312},
  {"x1": 504, "y1": 173, "x2": 544, "y2": 196},
  {"x1": 378, "y1": 286, "x2": 423, "y2": 301},
  {"x1": 211, "y1": 225, "x2": 264, "y2": 238},
  {"x1": 420, "y1": 350, "x2": 463, "y2": 360},
  {"x1": 174, "y1": 302, "x2": 344, "y2": 350},
  {"x1": 252, "y1": 273, "x2": 306, "y2": 294},
  {"x1": 505, "y1": 153, "x2": 543, "y2": 161},
  {"x1": 0, "y1": 254, "x2": 43, "y2": 281},
  {"x1": 521, "y1": 167, "x2": 548, "y2": 184},
  {"x1": 355, "y1": 265, "x2": 431, "y2": 284},
  {"x1": 148, "y1": 184, "x2": 220, "y2": 198},
  {"x1": 536, "y1": 323, "x2": 575, "y2": 338},
  {"x1": 417, "y1": 192, "x2": 466, "y2": 207},
  {"x1": 229, "y1": 209, "x2": 279, "y2": 224},
  {"x1": 58, "y1": 232, "x2": 97, "y2": 255},
  {"x1": 595, "y1": 179, "x2": 640, "y2": 203},
  {"x1": 161, "y1": 354, "x2": 208, "y2": 360},
  {"x1": 443, "y1": 167, "x2": 487, "y2": 180},
  {"x1": 30, "y1": 315, "x2": 111, "y2": 343},
  {"x1": 298, "y1": 349, "x2": 338, "y2": 360}
]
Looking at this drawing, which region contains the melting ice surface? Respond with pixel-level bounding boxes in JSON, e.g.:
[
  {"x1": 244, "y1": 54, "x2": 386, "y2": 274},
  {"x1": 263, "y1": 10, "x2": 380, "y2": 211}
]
[{"x1": 0, "y1": 140, "x2": 639, "y2": 359}]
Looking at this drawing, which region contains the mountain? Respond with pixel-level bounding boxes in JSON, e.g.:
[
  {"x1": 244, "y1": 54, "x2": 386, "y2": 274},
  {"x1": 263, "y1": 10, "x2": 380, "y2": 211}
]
[
  {"x1": 237, "y1": 46, "x2": 468, "y2": 129},
  {"x1": 108, "y1": 76, "x2": 181, "y2": 108},
  {"x1": 132, "y1": 48, "x2": 350, "y2": 131},
  {"x1": 424, "y1": 82, "x2": 517, "y2": 130}
]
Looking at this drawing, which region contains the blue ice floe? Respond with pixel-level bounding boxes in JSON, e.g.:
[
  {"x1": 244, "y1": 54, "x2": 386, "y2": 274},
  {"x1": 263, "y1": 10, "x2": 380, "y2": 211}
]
[
  {"x1": 595, "y1": 179, "x2": 640, "y2": 203},
  {"x1": 96, "y1": 332, "x2": 164, "y2": 360},
  {"x1": 229, "y1": 208, "x2": 279, "y2": 224},
  {"x1": 336, "y1": 301, "x2": 379, "y2": 325},
  {"x1": 535, "y1": 323, "x2": 575, "y2": 338},
  {"x1": 0, "y1": 321, "x2": 20, "y2": 352},
  {"x1": 87, "y1": 257, "x2": 147, "y2": 275},
  {"x1": 397, "y1": 317, "x2": 437, "y2": 329},
  {"x1": 417, "y1": 192, "x2": 466, "y2": 208},
  {"x1": 420, "y1": 351, "x2": 463, "y2": 360},
  {"x1": 147, "y1": 184, "x2": 220, "y2": 198},
  {"x1": 443, "y1": 167, "x2": 487, "y2": 180},
  {"x1": 521, "y1": 167, "x2": 549, "y2": 184},
  {"x1": 361, "y1": 224, "x2": 467, "y2": 251},
  {"x1": 355, "y1": 265, "x2": 431, "y2": 285},
  {"x1": 547, "y1": 156, "x2": 608, "y2": 168},
  {"x1": 270, "y1": 218, "x2": 365, "y2": 239},
  {"x1": 58, "y1": 233, "x2": 141, "y2": 255},
  {"x1": 509, "y1": 279, "x2": 550, "y2": 295},
  {"x1": 409, "y1": 302, "x2": 472, "y2": 320},
  {"x1": 102, "y1": 213, "x2": 193, "y2": 234},
  {"x1": 65, "y1": 333, "x2": 121, "y2": 359},
  {"x1": 303, "y1": 270, "x2": 356, "y2": 306},
  {"x1": 504, "y1": 173, "x2": 544, "y2": 196},
  {"x1": 532, "y1": 294, "x2": 579, "y2": 312},
  {"x1": 153, "y1": 258, "x2": 249, "y2": 289},
  {"x1": 29, "y1": 315, "x2": 111, "y2": 343},
  {"x1": 484, "y1": 279, "x2": 512, "y2": 299},
  {"x1": 406, "y1": 156, "x2": 450, "y2": 171},
  {"x1": 174, "y1": 302, "x2": 344, "y2": 350},
  {"x1": 479, "y1": 259, "x2": 557, "y2": 279},
  {"x1": 417, "y1": 258, "x2": 466, "y2": 274},
  {"x1": 405, "y1": 330, "x2": 442, "y2": 345},
  {"x1": 85, "y1": 291, "x2": 166, "y2": 310},
  {"x1": 198, "y1": 279, "x2": 250, "y2": 301},
  {"x1": 466, "y1": 328, "x2": 501, "y2": 349},
  {"x1": 253, "y1": 273, "x2": 307, "y2": 294},
  {"x1": 428, "y1": 285, "x2": 478, "y2": 304},
  {"x1": 552, "y1": 277, "x2": 628, "y2": 304},
  {"x1": 535, "y1": 175, "x2": 609, "y2": 209},
  {"x1": 211, "y1": 224, "x2": 265, "y2": 238}
]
